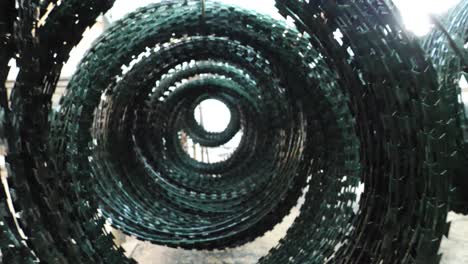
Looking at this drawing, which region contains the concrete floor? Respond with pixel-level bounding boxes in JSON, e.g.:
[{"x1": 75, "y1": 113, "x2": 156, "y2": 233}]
[
  {"x1": 119, "y1": 211, "x2": 468, "y2": 264},
  {"x1": 440, "y1": 212, "x2": 468, "y2": 264},
  {"x1": 120, "y1": 207, "x2": 298, "y2": 264}
]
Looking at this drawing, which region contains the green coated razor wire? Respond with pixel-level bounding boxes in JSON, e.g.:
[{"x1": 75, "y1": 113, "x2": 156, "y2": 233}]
[{"x1": 0, "y1": 0, "x2": 466, "y2": 263}]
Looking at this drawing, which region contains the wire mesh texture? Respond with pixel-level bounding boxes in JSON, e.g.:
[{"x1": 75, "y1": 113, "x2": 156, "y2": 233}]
[{"x1": 0, "y1": 0, "x2": 466, "y2": 263}]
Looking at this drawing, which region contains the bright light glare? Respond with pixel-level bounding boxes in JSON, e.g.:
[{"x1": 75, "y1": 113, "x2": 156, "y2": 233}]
[
  {"x1": 392, "y1": 0, "x2": 461, "y2": 36},
  {"x1": 194, "y1": 99, "x2": 231, "y2": 133},
  {"x1": 461, "y1": 76, "x2": 468, "y2": 111}
]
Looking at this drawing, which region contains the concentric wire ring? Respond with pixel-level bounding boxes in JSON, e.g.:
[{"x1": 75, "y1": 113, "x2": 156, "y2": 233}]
[{"x1": 0, "y1": 0, "x2": 466, "y2": 263}]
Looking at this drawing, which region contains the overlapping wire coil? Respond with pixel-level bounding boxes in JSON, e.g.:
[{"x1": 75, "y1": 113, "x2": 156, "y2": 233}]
[
  {"x1": 0, "y1": 0, "x2": 466, "y2": 264},
  {"x1": 423, "y1": 0, "x2": 468, "y2": 214}
]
